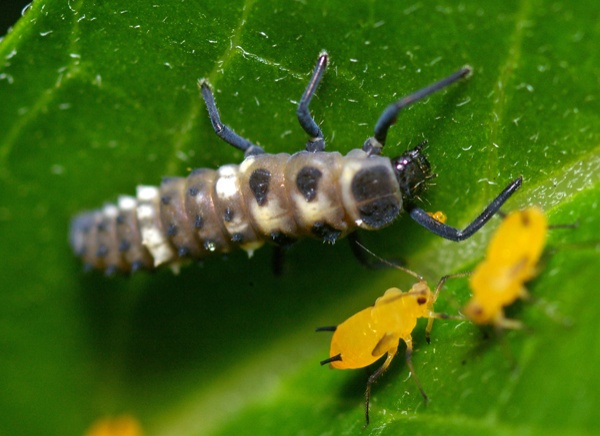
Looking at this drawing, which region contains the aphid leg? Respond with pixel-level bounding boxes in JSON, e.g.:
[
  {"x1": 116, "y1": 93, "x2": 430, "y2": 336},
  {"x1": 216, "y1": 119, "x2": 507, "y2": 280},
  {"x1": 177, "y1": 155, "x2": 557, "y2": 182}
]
[
  {"x1": 495, "y1": 315, "x2": 525, "y2": 331},
  {"x1": 365, "y1": 66, "x2": 472, "y2": 153},
  {"x1": 364, "y1": 347, "x2": 398, "y2": 426},
  {"x1": 198, "y1": 79, "x2": 265, "y2": 157},
  {"x1": 297, "y1": 52, "x2": 328, "y2": 152},
  {"x1": 426, "y1": 271, "x2": 472, "y2": 342},
  {"x1": 548, "y1": 221, "x2": 579, "y2": 230},
  {"x1": 409, "y1": 176, "x2": 523, "y2": 241},
  {"x1": 403, "y1": 338, "x2": 429, "y2": 405}
]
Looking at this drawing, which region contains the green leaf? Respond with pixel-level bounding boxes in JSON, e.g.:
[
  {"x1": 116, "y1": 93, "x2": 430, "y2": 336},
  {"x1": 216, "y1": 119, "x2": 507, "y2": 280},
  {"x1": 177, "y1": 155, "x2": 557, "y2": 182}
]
[{"x1": 1, "y1": 0, "x2": 598, "y2": 435}]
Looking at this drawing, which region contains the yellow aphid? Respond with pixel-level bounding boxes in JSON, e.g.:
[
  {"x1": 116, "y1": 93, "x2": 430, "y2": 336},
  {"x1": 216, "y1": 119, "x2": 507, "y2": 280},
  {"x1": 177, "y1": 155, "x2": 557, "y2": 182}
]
[
  {"x1": 318, "y1": 266, "x2": 466, "y2": 425},
  {"x1": 463, "y1": 207, "x2": 548, "y2": 329},
  {"x1": 427, "y1": 210, "x2": 447, "y2": 224},
  {"x1": 84, "y1": 415, "x2": 143, "y2": 436}
]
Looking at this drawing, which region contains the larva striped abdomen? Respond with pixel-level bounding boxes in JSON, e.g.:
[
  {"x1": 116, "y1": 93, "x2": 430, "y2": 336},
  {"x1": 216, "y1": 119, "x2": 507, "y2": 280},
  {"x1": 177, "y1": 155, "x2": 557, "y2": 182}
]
[{"x1": 70, "y1": 149, "x2": 401, "y2": 274}]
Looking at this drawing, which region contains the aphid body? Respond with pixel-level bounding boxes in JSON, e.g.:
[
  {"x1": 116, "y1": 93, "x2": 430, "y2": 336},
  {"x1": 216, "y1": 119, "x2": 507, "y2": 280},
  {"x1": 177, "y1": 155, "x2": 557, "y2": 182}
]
[
  {"x1": 84, "y1": 415, "x2": 143, "y2": 436},
  {"x1": 326, "y1": 283, "x2": 435, "y2": 371},
  {"x1": 70, "y1": 52, "x2": 522, "y2": 274},
  {"x1": 318, "y1": 259, "x2": 468, "y2": 425},
  {"x1": 463, "y1": 207, "x2": 548, "y2": 328}
]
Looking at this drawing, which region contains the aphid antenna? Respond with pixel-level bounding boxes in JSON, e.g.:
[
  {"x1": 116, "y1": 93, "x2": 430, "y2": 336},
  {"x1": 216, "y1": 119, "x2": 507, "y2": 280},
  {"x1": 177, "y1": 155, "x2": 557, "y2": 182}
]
[
  {"x1": 353, "y1": 241, "x2": 424, "y2": 281},
  {"x1": 423, "y1": 272, "x2": 471, "y2": 342},
  {"x1": 548, "y1": 221, "x2": 579, "y2": 230},
  {"x1": 433, "y1": 272, "x2": 472, "y2": 301}
]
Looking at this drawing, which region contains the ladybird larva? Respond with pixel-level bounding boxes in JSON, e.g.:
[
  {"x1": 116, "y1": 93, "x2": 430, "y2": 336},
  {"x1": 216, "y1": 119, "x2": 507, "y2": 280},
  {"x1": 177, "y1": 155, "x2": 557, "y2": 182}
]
[{"x1": 70, "y1": 52, "x2": 522, "y2": 274}]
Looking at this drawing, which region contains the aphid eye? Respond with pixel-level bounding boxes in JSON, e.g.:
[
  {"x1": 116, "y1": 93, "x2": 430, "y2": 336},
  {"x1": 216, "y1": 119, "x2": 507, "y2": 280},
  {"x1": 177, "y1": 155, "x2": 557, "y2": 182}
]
[{"x1": 417, "y1": 296, "x2": 428, "y2": 305}]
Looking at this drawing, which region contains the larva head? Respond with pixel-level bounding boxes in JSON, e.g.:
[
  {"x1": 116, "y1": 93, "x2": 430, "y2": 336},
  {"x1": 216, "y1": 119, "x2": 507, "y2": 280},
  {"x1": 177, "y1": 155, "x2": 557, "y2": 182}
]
[{"x1": 391, "y1": 143, "x2": 433, "y2": 202}]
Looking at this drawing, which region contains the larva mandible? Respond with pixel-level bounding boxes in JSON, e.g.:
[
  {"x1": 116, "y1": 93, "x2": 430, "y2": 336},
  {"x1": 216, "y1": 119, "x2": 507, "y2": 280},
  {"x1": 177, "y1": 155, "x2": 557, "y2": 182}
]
[{"x1": 70, "y1": 52, "x2": 522, "y2": 275}]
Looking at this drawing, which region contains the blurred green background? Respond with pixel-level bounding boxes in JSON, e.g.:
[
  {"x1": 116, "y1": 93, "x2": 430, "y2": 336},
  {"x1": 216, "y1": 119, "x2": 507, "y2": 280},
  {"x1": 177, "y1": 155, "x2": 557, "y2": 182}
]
[{"x1": 1, "y1": 1, "x2": 598, "y2": 434}]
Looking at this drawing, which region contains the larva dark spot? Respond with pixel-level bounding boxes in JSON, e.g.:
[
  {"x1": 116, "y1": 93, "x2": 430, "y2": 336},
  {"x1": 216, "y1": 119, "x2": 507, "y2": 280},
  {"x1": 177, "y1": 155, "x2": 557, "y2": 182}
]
[
  {"x1": 96, "y1": 244, "x2": 108, "y2": 258},
  {"x1": 224, "y1": 208, "x2": 234, "y2": 222},
  {"x1": 194, "y1": 214, "x2": 204, "y2": 229},
  {"x1": 119, "y1": 240, "x2": 131, "y2": 252},
  {"x1": 161, "y1": 195, "x2": 171, "y2": 205},
  {"x1": 178, "y1": 246, "x2": 190, "y2": 257},
  {"x1": 249, "y1": 168, "x2": 271, "y2": 206},
  {"x1": 167, "y1": 223, "x2": 178, "y2": 237},
  {"x1": 311, "y1": 221, "x2": 342, "y2": 244},
  {"x1": 188, "y1": 186, "x2": 200, "y2": 197},
  {"x1": 131, "y1": 260, "x2": 145, "y2": 273},
  {"x1": 162, "y1": 176, "x2": 177, "y2": 184},
  {"x1": 358, "y1": 198, "x2": 400, "y2": 229},
  {"x1": 352, "y1": 166, "x2": 394, "y2": 201},
  {"x1": 352, "y1": 166, "x2": 400, "y2": 229},
  {"x1": 97, "y1": 221, "x2": 107, "y2": 232},
  {"x1": 116, "y1": 214, "x2": 125, "y2": 225},
  {"x1": 231, "y1": 233, "x2": 244, "y2": 243},
  {"x1": 296, "y1": 166, "x2": 322, "y2": 202}
]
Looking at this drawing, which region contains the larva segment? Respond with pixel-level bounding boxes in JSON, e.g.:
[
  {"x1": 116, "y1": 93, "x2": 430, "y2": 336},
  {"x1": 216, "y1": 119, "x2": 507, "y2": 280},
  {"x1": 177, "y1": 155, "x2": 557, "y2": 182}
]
[
  {"x1": 96, "y1": 204, "x2": 127, "y2": 274},
  {"x1": 69, "y1": 150, "x2": 405, "y2": 273},
  {"x1": 340, "y1": 149, "x2": 401, "y2": 230},
  {"x1": 136, "y1": 185, "x2": 176, "y2": 267},
  {"x1": 239, "y1": 153, "x2": 298, "y2": 245},
  {"x1": 158, "y1": 177, "x2": 204, "y2": 259},
  {"x1": 213, "y1": 164, "x2": 262, "y2": 253},
  {"x1": 116, "y1": 196, "x2": 153, "y2": 271},
  {"x1": 286, "y1": 151, "x2": 351, "y2": 243},
  {"x1": 183, "y1": 168, "x2": 231, "y2": 255}
]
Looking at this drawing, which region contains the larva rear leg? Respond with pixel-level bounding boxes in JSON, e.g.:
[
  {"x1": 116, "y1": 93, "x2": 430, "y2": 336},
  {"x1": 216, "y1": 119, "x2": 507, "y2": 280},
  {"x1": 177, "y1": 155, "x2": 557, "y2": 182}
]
[
  {"x1": 297, "y1": 51, "x2": 328, "y2": 152},
  {"x1": 363, "y1": 67, "x2": 473, "y2": 155},
  {"x1": 199, "y1": 80, "x2": 265, "y2": 157}
]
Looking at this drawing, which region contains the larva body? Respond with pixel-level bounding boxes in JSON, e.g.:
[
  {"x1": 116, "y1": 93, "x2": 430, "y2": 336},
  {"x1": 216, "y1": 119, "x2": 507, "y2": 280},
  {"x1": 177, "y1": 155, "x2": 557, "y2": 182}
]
[
  {"x1": 70, "y1": 52, "x2": 523, "y2": 275},
  {"x1": 70, "y1": 149, "x2": 402, "y2": 274}
]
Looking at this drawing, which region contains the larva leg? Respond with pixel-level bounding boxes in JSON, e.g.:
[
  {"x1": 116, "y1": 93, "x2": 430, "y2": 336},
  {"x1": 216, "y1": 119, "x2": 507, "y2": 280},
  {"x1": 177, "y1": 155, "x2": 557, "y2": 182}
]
[
  {"x1": 271, "y1": 245, "x2": 286, "y2": 276},
  {"x1": 403, "y1": 338, "x2": 428, "y2": 404},
  {"x1": 297, "y1": 52, "x2": 328, "y2": 152},
  {"x1": 199, "y1": 80, "x2": 265, "y2": 157},
  {"x1": 363, "y1": 67, "x2": 472, "y2": 155},
  {"x1": 409, "y1": 176, "x2": 523, "y2": 241}
]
